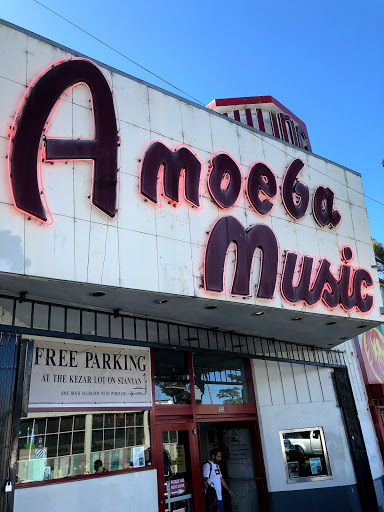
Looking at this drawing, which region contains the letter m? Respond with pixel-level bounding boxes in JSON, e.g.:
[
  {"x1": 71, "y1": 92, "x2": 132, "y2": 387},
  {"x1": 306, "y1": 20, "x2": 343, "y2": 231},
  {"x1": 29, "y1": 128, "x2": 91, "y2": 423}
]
[
  {"x1": 140, "y1": 141, "x2": 202, "y2": 207},
  {"x1": 204, "y1": 216, "x2": 279, "y2": 298}
]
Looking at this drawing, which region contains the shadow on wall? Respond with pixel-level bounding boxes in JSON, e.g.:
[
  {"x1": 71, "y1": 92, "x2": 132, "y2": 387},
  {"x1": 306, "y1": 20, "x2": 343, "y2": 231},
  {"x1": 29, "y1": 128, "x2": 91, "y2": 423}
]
[
  {"x1": 0, "y1": 230, "x2": 30, "y2": 272},
  {"x1": 374, "y1": 476, "x2": 384, "y2": 512}
]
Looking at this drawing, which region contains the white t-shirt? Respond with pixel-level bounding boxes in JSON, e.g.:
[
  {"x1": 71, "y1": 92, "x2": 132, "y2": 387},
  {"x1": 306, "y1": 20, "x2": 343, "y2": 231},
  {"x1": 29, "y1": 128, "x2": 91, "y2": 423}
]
[{"x1": 203, "y1": 461, "x2": 222, "y2": 500}]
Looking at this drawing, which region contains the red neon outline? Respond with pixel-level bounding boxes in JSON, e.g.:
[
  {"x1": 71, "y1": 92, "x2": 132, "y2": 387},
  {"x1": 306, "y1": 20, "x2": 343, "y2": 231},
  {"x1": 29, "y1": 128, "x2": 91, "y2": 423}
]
[
  {"x1": 221, "y1": 173, "x2": 231, "y2": 191},
  {"x1": 138, "y1": 139, "x2": 204, "y2": 210},
  {"x1": 280, "y1": 247, "x2": 375, "y2": 314},
  {"x1": 341, "y1": 245, "x2": 354, "y2": 263},
  {"x1": 7, "y1": 57, "x2": 121, "y2": 225},
  {"x1": 207, "y1": 151, "x2": 244, "y2": 211},
  {"x1": 245, "y1": 160, "x2": 279, "y2": 217},
  {"x1": 339, "y1": 265, "x2": 375, "y2": 314},
  {"x1": 311, "y1": 183, "x2": 343, "y2": 230},
  {"x1": 292, "y1": 192, "x2": 300, "y2": 206},
  {"x1": 281, "y1": 157, "x2": 309, "y2": 221},
  {"x1": 203, "y1": 216, "x2": 281, "y2": 301}
]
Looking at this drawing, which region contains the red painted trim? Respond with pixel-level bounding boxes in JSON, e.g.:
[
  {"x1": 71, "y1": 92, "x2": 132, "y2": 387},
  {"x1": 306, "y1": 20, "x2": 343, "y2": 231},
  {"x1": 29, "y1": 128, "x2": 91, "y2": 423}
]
[
  {"x1": 15, "y1": 465, "x2": 153, "y2": 489},
  {"x1": 207, "y1": 95, "x2": 307, "y2": 129},
  {"x1": 151, "y1": 347, "x2": 157, "y2": 404},
  {"x1": 194, "y1": 404, "x2": 257, "y2": 415},
  {"x1": 28, "y1": 406, "x2": 152, "y2": 412},
  {"x1": 245, "y1": 109, "x2": 254, "y2": 127},
  {"x1": 269, "y1": 111, "x2": 281, "y2": 140},
  {"x1": 278, "y1": 112, "x2": 299, "y2": 146},
  {"x1": 195, "y1": 413, "x2": 258, "y2": 423},
  {"x1": 154, "y1": 421, "x2": 203, "y2": 512},
  {"x1": 154, "y1": 404, "x2": 194, "y2": 416},
  {"x1": 256, "y1": 108, "x2": 266, "y2": 132}
]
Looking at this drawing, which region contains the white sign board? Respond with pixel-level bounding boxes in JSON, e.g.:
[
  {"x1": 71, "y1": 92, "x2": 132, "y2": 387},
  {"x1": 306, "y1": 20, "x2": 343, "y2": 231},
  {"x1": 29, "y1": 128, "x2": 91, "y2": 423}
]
[{"x1": 29, "y1": 341, "x2": 151, "y2": 409}]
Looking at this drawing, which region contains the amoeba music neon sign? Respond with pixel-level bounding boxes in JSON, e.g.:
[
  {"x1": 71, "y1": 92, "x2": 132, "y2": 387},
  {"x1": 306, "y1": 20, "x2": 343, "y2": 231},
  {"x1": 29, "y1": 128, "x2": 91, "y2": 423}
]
[{"x1": 7, "y1": 58, "x2": 375, "y2": 315}]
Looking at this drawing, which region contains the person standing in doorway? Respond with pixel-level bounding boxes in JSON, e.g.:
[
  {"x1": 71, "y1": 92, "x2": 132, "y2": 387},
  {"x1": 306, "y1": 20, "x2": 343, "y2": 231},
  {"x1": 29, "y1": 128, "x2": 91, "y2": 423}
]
[{"x1": 203, "y1": 448, "x2": 234, "y2": 512}]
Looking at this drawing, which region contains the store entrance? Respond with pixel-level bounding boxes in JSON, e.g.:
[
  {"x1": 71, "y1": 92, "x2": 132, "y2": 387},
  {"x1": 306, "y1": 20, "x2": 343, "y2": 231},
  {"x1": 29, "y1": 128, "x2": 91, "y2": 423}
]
[
  {"x1": 155, "y1": 422, "x2": 204, "y2": 512},
  {"x1": 199, "y1": 422, "x2": 264, "y2": 512},
  {"x1": 152, "y1": 348, "x2": 269, "y2": 511}
]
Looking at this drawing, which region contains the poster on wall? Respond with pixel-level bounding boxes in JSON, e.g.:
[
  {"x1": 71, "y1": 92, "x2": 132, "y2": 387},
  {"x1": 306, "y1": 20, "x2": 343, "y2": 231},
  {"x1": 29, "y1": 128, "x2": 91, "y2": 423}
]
[
  {"x1": 287, "y1": 461, "x2": 299, "y2": 478},
  {"x1": 131, "y1": 446, "x2": 145, "y2": 468},
  {"x1": 309, "y1": 457, "x2": 322, "y2": 475},
  {"x1": 175, "y1": 446, "x2": 186, "y2": 472},
  {"x1": 29, "y1": 340, "x2": 151, "y2": 409},
  {"x1": 357, "y1": 327, "x2": 384, "y2": 384}
]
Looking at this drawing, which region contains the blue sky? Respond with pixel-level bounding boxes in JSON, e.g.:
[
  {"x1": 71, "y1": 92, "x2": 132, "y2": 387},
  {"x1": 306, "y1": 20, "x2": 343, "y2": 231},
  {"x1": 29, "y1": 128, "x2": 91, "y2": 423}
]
[{"x1": 1, "y1": 0, "x2": 383, "y2": 241}]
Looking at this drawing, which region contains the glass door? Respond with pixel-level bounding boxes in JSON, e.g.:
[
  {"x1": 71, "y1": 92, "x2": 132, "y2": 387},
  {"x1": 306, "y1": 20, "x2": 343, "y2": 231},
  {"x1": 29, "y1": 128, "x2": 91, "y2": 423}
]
[
  {"x1": 199, "y1": 422, "x2": 266, "y2": 512},
  {"x1": 155, "y1": 423, "x2": 203, "y2": 512},
  {"x1": 223, "y1": 426, "x2": 260, "y2": 512}
]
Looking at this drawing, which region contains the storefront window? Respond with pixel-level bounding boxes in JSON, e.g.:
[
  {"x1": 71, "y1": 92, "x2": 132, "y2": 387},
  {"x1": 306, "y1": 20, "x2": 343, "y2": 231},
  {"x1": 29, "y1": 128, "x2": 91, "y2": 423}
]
[
  {"x1": 153, "y1": 349, "x2": 191, "y2": 405},
  {"x1": 280, "y1": 427, "x2": 331, "y2": 482},
  {"x1": 17, "y1": 411, "x2": 151, "y2": 483},
  {"x1": 193, "y1": 354, "x2": 251, "y2": 405}
]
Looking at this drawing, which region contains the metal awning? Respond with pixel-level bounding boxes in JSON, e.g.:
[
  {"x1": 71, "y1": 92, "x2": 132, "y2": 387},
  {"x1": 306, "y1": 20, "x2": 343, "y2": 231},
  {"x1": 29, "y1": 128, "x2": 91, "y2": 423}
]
[{"x1": 0, "y1": 293, "x2": 345, "y2": 368}]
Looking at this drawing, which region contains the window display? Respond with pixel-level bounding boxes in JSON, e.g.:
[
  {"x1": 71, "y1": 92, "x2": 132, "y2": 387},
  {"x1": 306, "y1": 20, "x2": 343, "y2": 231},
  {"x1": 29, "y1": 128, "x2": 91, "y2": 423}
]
[
  {"x1": 17, "y1": 411, "x2": 151, "y2": 483},
  {"x1": 280, "y1": 427, "x2": 331, "y2": 482}
]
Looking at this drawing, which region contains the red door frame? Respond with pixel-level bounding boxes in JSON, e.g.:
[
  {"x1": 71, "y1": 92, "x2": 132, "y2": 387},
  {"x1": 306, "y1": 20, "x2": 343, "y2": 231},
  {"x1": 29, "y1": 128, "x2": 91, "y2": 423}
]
[
  {"x1": 150, "y1": 349, "x2": 271, "y2": 511},
  {"x1": 153, "y1": 420, "x2": 204, "y2": 512}
]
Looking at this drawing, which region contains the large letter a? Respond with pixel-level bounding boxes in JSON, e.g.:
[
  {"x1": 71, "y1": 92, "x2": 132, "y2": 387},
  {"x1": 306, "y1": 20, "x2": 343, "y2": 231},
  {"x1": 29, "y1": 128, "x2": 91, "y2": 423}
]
[{"x1": 9, "y1": 59, "x2": 118, "y2": 223}]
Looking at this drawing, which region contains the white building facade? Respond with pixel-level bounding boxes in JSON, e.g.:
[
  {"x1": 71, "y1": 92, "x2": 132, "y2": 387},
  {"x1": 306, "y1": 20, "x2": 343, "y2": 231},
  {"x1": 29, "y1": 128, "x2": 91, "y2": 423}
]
[{"x1": 0, "y1": 19, "x2": 383, "y2": 512}]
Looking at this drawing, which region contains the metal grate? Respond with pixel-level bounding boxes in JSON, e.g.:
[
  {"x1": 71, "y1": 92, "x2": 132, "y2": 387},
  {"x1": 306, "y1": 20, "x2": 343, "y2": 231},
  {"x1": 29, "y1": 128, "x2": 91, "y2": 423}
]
[
  {"x1": 0, "y1": 294, "x2": 346, "y2": 368},
  {"x1": 0, "y1": 332, "x2": 19, "y2": 511},
  {"x1": 0, "y1": 332, "x2": 33, "y2": 511}
]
